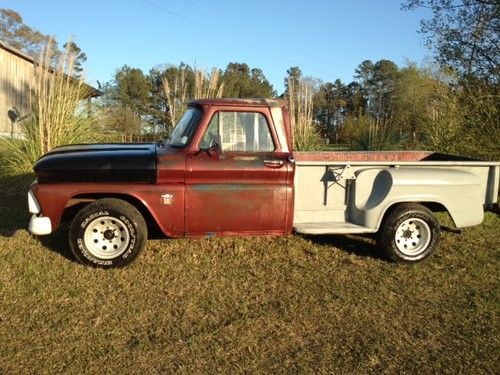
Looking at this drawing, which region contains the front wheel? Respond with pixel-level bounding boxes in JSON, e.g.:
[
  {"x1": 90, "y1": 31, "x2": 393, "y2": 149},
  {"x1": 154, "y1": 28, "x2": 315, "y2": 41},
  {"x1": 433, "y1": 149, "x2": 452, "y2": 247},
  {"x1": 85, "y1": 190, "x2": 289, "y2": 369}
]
[
  {"x1": 69, "y1": 198, "x2": 147, "y2": 267},
  {"x1": 378, "y1": 203, "x2": 440, "y2": 263}
]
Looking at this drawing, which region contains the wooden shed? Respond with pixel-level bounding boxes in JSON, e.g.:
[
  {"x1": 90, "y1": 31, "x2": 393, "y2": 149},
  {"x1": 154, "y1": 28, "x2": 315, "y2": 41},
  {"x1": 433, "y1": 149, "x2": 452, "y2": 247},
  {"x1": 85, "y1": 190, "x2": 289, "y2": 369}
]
[{"x1": 0, "y1": 41, "x2": 101, "y2": 138}]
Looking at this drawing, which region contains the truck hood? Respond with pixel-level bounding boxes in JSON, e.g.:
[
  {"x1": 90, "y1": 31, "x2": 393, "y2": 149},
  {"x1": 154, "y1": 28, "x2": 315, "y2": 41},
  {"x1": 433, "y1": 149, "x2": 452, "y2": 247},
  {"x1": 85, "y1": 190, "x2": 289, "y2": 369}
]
[{"x1": 33, "y1": 143, "x2": 157, "y2": 183}]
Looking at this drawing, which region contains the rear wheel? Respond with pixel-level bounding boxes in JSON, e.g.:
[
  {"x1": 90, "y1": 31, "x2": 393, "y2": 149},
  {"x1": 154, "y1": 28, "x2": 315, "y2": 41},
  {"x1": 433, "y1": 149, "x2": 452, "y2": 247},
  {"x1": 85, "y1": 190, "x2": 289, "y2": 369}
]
[
  {"x1": 69, "y1": 198, "x2": 147, "y2": 267},
  {"x1": 378, "y1": 203, "x2": 440, "y2": 263}
]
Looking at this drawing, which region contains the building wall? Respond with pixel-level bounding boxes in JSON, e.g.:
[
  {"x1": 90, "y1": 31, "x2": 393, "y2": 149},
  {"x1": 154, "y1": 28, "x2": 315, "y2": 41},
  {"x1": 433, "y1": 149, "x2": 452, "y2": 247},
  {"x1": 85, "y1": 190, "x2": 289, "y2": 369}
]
[{"x1": 0, "y1": 45, "x2": 34, "y2": 137}]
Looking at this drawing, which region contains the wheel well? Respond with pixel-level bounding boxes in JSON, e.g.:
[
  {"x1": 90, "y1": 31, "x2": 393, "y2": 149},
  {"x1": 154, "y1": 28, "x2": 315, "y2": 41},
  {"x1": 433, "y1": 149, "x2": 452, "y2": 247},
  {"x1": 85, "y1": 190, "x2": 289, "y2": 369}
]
[
  {"x1": 62, "y1": 193, "x2": 163, "y2": 237},
  {"x1": 382, "y1": 201, "x2": 456, "y2": 228}
]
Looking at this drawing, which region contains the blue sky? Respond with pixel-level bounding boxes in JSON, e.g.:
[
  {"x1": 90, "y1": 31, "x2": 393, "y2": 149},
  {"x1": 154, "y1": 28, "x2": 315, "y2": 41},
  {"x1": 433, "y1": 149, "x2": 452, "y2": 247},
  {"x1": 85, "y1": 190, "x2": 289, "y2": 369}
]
[{"x1": 4, "y1": 0, "x2": 432, "y2": 94}]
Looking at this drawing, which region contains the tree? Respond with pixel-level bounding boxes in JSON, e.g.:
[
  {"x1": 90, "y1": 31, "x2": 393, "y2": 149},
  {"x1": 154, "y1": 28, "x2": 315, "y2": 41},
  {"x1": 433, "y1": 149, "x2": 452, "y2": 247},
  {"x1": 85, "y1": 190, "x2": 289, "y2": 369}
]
[
  {"x1": 403, "y1": 0, "x2": 500, "y2": 159},
  {"x1": 0, "y1": 8, "x2": 88, "y2": 75},
  {"x1": 283, "y1": 66, "x2": 302, "y2": 98},
  {"x1": 102, "y1": 106, "x2": 142, "y2": 142},
  {"x1": 345, "y1": 81, "x2": 367, "y2": 117},
  {"x1": 354, "y1": 59, "x2": 399, "y2": 122},
  {"x1": 149, "y1": 63, "x2": 193, "y2": 131},
  {"x1": 0, "y1": 8, "x2": 48, "y2": 57},
  {"x1": 113, "y1": 66, "x2": 152, "y2": 114},
  {"x1": 314, "y1": 80, "x2": 348, "y2": 142},
  {"x1": 100, "y1": 66, "x2": 152, "y2": 138},
  {"x1": 392, "y1": 64, "x2": 441, "y2": 145},
  {"x1": 249, "y1": 68, "x2": 275, "y2": 97},
  {"x1": 62, "y1": 41, "x2": 87, "y2": 76},
  {"x1": 403, "y1": 0, "x2": 500, "y2": 83},
  {"x1": 349, "y1": 59, "x2": 400, "y2": 149},
  {"x1": 223, "y1": 62, "x2": 275, "y2": 98},
  {"x1": 353, "y1": 60, "x2": 375, "y2": 89}
]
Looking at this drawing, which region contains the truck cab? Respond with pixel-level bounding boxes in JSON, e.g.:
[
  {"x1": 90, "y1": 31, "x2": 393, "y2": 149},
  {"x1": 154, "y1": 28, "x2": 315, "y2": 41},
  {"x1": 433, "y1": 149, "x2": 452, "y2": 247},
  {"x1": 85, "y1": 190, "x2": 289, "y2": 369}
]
[{"x1": 161, "y1": 99, "x2": 295, "y2": 236}]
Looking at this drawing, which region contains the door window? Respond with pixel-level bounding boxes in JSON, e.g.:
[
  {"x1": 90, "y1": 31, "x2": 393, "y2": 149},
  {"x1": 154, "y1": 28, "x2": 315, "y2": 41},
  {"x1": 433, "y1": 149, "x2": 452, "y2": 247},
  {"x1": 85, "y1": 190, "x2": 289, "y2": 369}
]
[{"x1": 201, "y1": 112, "x2": 274, "y2": 152}]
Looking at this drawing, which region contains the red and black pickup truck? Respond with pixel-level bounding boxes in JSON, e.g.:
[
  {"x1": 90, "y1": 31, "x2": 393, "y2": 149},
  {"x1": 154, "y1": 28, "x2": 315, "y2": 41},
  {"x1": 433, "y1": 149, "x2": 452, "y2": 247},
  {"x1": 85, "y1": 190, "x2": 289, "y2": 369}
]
[{"x1": 28, "y1": 98, "x2": 499, "y2": 267}]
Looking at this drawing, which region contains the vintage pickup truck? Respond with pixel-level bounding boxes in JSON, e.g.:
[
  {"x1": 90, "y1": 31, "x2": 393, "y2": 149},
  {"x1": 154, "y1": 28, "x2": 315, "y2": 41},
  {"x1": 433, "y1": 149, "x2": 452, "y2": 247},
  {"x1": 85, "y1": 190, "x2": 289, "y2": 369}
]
[{"x1": 28, "y1": 98, "x2": 499, "y2": 267}]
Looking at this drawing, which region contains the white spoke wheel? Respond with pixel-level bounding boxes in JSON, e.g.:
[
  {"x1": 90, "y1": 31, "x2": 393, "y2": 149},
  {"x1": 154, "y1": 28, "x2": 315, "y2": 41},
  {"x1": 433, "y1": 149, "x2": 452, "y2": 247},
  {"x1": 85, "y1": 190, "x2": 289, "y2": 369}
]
[
  {"x1": 378, "y1": 203, "x2": 440, "y2": 263},
  {"x1": 83, "y1": 216, "x2": 131, "y2": 259},
  {"x1": 394, "y1": 218, "x2": 431, "y2": 256},
  {"x1": 69, "y1": 198, "x2": 147, "y2": 267}
]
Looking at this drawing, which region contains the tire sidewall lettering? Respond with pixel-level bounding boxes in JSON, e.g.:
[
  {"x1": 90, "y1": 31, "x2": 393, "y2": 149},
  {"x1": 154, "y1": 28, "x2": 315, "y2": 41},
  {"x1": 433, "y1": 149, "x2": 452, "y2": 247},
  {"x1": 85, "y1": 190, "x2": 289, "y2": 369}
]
[
  {"x1": 118, "y1": 215, "x2": 136, "y2": 259},
  {"x1": 78, "y1": 210, "x2": 137, "y2": 265},
  {"x1": 80, "y1": 211, "x2": 109, "y2": 229},
  {"x1": 69, "y1": 199, "x2": 147, "y2": 268}
]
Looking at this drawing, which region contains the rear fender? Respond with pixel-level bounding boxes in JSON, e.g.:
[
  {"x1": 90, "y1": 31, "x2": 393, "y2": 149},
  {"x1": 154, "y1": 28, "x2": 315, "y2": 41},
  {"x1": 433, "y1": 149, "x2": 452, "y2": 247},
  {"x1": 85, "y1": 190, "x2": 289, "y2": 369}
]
[{"x1": 350, "y1": 168, "x2": 483, "y2": 229}]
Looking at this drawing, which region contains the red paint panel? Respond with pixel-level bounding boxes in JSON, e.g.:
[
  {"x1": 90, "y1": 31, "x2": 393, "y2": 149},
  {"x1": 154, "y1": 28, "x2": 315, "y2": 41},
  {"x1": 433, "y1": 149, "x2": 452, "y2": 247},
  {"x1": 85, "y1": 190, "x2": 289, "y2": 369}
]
[
  {"x1": 156, "y1": 147, "x2": 186, "y2": 183},
  {"x1": 185, "y1": 151, "x2": 290, "y2": 235},
  {"x1": 185, "y1": 183, "x2": 288, "y2": 234},
  {"x1": 32, "y1": 182, "x2": 185, "y2": 237}
]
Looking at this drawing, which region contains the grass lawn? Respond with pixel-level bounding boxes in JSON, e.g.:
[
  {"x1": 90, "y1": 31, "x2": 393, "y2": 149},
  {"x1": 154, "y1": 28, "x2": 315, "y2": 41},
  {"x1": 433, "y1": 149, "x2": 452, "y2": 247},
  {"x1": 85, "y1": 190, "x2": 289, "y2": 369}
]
[{"x1": 0, "y1": 172, "x2": 498, "y2": 374}]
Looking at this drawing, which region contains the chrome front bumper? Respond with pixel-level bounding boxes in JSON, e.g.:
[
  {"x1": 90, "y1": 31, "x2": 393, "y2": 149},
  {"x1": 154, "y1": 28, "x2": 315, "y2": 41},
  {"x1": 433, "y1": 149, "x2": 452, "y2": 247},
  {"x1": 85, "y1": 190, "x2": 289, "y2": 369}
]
[{"x1": 28, "y1": 186, "x2": 52, "y2": 235}]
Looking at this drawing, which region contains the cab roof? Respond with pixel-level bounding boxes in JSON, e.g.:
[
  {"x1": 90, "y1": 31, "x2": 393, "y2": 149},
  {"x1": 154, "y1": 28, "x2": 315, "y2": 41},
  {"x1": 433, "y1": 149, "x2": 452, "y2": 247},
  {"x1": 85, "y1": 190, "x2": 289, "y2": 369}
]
[{"x1": 188, "y1": 98, "x2": 287, "y2": 108}]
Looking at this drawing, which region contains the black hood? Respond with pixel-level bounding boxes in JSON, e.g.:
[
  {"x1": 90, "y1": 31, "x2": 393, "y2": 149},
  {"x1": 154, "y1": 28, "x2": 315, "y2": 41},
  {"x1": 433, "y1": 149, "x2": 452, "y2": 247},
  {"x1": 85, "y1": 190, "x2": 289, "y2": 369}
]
[{"x1": 34, "y1": 143, "x2": 157, "y2": 183}]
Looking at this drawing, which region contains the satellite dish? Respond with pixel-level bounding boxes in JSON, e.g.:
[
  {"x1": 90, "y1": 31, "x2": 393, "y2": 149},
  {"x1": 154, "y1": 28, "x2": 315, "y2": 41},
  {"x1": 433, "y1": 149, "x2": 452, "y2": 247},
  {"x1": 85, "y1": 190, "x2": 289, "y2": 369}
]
[{"x1": 7, "y1": 107, "x2": 20, "y2": 122}]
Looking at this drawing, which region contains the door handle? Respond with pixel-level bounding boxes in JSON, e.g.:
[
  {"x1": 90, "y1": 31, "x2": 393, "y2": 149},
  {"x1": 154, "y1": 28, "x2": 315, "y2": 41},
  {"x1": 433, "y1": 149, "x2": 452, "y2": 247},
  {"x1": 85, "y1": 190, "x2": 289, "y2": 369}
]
[{"x1": 264, "y1": 159, "x2": 284, "y2": 168}]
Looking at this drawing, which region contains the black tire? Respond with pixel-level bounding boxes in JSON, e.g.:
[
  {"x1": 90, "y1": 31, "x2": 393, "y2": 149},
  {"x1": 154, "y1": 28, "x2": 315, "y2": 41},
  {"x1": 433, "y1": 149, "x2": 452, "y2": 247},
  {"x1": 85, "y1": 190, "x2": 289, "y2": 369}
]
[
  {"x1": 378, "y1": 203, "x2": 440, "y2": 263},
  {"x1": 69, "y1": 198, "x2": 147, "y2": 267}
]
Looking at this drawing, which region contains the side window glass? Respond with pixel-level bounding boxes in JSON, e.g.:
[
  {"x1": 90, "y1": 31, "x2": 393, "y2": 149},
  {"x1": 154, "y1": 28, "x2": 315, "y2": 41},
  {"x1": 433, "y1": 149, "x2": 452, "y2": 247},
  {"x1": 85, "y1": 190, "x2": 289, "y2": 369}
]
[
  {"x1": 201, "y1": 111, "x2": 274, "y2": 152},
  {"x1": 200, "y1": 112, "x2": 219, "y2": 148}
]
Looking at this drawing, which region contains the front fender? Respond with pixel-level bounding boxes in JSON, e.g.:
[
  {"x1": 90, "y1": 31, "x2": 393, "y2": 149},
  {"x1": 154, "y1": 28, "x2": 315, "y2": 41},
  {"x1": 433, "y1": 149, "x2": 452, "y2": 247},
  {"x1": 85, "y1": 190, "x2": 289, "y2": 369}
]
[{"x1": 30, "y1": 182, "x2": 185, "y2": 237}]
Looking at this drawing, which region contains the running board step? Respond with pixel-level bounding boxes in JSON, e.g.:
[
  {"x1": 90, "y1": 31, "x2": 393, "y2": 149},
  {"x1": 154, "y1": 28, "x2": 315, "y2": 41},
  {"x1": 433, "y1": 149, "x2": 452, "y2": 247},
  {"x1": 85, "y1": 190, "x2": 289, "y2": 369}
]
[{"x1": 293, "y1": 222, "x2": 376, "y2": 235}]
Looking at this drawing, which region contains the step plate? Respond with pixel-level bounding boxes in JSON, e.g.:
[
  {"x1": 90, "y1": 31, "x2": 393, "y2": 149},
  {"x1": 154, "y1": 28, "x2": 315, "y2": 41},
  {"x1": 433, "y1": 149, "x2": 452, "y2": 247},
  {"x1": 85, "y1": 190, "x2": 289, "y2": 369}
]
[{"x1": 293, "y1": 222, "x2": 376, "y2": 234}]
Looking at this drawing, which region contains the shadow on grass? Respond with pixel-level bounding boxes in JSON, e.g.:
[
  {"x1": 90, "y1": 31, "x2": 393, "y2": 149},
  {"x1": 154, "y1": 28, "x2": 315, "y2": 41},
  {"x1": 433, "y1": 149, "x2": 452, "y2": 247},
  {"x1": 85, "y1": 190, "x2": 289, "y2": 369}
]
[
  {"x1": 0, "y1": 171, "x2": 77, "y2": 262},
  {"x1": 0, "y1": 172, "x2": 34, "y2": 236},
  {"x1": 301, "y1": 233, "x2": 385, "y2": 261},
  {"x1": 38, "y1": 223, "x2": 78, "y2": 262}
]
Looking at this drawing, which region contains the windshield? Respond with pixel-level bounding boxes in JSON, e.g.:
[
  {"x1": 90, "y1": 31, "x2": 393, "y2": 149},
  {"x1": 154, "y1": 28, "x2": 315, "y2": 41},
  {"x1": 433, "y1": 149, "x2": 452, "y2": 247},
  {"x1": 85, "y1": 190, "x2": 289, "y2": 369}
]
[{"x1": 167, "y1": 107, "x2": 202, "y2": 147}]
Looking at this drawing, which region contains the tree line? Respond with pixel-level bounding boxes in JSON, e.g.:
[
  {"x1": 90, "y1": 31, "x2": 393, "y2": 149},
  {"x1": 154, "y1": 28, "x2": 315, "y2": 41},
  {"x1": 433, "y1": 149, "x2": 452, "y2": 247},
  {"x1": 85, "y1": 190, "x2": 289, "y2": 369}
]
[{"x1": 100, "y1": 56, "x2": 497, "y2": 159}]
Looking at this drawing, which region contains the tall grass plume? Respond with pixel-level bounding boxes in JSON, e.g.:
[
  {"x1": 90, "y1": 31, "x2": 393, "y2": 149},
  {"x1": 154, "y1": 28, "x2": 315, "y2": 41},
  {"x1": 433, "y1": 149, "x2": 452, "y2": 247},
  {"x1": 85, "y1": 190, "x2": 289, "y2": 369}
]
[
  {"x1": 287, "y1": 77, "x2": 321, "y2": 151},
  {"x1": 1, "y1": 38, "x2": 97, "y2": 175},
  {"x1": 194, "y1": 68, "x2": 224, "y2": 99},
  {"x1": 161, "y1": 66, "x2": 188, "y2": 129}
]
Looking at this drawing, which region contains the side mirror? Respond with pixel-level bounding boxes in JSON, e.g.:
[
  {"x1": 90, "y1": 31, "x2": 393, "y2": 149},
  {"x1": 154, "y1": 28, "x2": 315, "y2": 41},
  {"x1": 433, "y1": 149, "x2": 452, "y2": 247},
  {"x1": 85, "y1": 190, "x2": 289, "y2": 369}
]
[
  {"x1": 198, "y1": 134, "x2": 222, "y2": 157},
  {"x1": 209, "y1": 134, "x2": 222, "y2": 156}
]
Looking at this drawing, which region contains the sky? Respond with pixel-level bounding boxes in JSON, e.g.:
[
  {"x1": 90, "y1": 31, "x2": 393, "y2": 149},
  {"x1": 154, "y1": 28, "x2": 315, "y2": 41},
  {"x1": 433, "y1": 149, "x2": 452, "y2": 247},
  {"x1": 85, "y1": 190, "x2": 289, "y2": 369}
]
[{"x1": 3, "y1": 0, "x2": 433, "y2": 94}]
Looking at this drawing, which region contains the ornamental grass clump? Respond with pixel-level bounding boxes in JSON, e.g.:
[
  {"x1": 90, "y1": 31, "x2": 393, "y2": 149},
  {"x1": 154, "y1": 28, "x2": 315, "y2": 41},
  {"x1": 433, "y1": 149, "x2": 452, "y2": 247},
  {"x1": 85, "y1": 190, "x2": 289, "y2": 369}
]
[
  {"x1": 1, "y1": 39, "x2": 97, "y2": 175},
  {"x1": 287, "y1": 77, "x2": 321, "y2": 151}
]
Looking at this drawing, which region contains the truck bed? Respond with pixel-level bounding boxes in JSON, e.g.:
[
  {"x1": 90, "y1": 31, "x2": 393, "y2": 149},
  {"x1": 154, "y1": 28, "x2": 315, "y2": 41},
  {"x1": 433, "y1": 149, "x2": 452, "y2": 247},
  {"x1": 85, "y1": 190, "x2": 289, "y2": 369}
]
[{"x1": 293, "y1": 151, "x2": 500, "y2": 234}]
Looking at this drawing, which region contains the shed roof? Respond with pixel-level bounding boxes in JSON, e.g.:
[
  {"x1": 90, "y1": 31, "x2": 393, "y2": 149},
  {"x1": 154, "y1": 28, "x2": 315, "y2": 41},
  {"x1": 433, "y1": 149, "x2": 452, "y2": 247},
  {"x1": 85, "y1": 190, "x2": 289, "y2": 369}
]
[{"x1": 0, "y1": 40, "x2": 102, "y2": 98}]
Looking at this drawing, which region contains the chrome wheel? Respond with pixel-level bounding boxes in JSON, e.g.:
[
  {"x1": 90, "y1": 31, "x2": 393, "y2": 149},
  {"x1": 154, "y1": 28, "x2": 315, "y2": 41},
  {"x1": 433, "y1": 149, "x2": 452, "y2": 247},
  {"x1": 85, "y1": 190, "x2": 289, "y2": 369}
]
[
  {"x1": 394, "y1": 218, "x2": 431, "y2": 257},
  {"x1": 83, "y1": 216, "x2": 131, "y2": 259}
]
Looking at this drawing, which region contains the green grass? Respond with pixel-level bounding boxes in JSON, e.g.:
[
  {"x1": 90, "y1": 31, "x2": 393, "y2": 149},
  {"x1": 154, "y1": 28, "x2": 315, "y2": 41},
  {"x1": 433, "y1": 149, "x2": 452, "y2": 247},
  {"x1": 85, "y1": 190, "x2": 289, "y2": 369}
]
[{"x1": 0, "y1": 172, "x2": 498, "y2": 374}]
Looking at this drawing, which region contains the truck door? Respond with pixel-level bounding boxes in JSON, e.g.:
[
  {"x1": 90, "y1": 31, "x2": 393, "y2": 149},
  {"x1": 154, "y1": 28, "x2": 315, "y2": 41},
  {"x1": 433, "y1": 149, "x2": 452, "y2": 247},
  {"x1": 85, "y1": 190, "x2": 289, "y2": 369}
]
[{"x1": 185, "y1": 109, "x2": 291, "y2": 235}]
